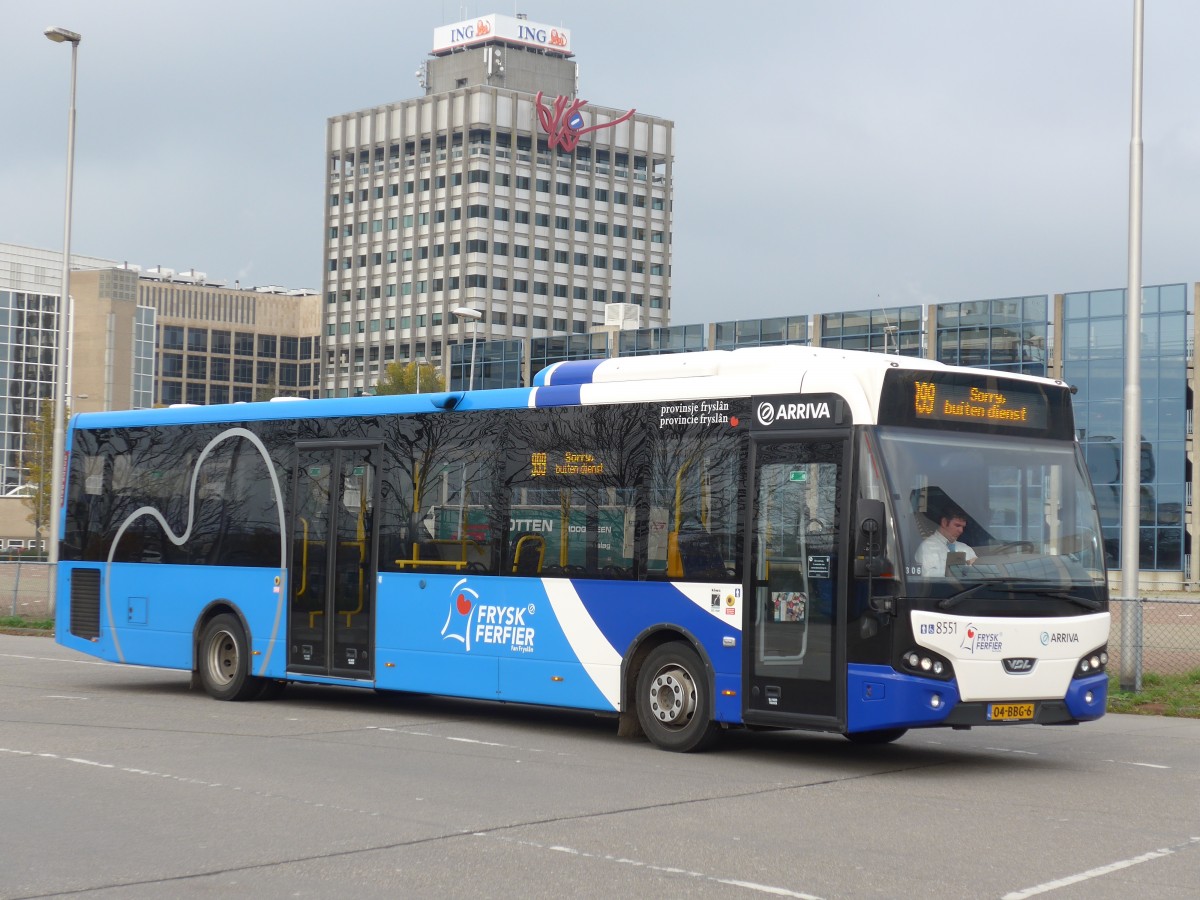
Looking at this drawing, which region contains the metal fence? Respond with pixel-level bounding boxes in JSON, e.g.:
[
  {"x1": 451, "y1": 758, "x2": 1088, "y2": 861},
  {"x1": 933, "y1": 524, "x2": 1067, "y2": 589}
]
[
  {"x1": 1110, "y1": 596, "x2": 1200, "y2": 687},
  {"x1": 0, "y1": 561, "x2": 52, "y2": 621}
]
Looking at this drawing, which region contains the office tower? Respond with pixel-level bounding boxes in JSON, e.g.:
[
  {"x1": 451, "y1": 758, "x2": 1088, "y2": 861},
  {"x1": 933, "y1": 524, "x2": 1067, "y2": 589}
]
[{"x1": 323, "y1": 12, "x2": 674, "y2": 395}]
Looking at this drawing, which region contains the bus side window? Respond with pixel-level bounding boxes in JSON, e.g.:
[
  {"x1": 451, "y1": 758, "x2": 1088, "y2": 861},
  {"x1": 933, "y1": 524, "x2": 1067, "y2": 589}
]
[
  {"x1": 654, "y1": 429, "x2": 744, "y2": 582},
  {"x1": 389, "y1": 412, "x2": 503, "y2": 575},
  {"x1": 502, "y1": 406, "x2": 645, "y2": 581}
]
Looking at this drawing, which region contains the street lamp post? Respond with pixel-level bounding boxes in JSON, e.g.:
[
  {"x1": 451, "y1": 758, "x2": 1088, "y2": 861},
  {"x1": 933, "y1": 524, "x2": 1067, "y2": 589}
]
[
  {"x1": 451, "y1": 306, "x2": 483, "y2": 391},
  {"x1": 414, "y1": 356, "x2": 427, "y2": 394},
  {"x1": 449, "y1": 307, "x2": 483, "y2": 545},
  {"x1": 45, "y1": 25, "x2": 82, "y2": 618},
  {"x1": 1119, "y1": 0, "x2": 1145, "y2": 691}
]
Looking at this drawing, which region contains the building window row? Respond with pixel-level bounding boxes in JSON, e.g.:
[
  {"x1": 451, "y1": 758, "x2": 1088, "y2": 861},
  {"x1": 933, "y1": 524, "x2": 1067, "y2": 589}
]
[
  {"x1": 158, "y1": 327, "x2": 316, "y2": 360},
  {"x1": 331, "y1": 133, "x2": 664, "y2": 184}
]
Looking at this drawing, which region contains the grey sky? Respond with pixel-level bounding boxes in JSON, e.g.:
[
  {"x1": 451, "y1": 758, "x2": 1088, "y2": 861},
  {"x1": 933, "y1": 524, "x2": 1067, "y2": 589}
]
[{"x1": 3, "y1": 1, "x2": 1196, "y2": 325}]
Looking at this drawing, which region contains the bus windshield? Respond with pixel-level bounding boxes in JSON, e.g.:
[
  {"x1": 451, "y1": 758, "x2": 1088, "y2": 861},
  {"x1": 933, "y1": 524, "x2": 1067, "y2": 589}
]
[{"x1": 873, "y1": 427, "x2": 1106, "y2": 594}]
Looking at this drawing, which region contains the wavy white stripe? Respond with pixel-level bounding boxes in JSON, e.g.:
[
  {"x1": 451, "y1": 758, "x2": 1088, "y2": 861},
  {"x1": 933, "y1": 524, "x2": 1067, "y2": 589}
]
[{"x1": 103, "y1": 427, "x2": 287, "y2": 673}]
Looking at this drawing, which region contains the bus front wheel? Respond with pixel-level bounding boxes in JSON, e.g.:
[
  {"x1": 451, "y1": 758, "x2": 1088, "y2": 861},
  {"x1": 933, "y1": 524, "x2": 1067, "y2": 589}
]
[
  {"x1": 635, "y1": 644, "x2": 719, "y2": 752},
  {"x1": 198, "y1": 614, "x2": 260, "y2": 701}
]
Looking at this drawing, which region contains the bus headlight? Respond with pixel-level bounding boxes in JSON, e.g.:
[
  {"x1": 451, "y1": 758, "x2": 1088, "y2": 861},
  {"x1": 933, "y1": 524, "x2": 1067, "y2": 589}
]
[
  {"x1": 901, "y1": 648, "x2": 953, "y2": 680},
  {"x1": 1075, "y1": 645, "x2": 1108, "y2": 678}
]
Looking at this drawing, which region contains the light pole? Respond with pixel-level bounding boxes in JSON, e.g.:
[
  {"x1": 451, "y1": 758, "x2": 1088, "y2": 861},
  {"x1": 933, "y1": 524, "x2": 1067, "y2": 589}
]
[
  {"x1": 414, "y1": 356, "x2": 427, "y2": 394},
  {"x1": 45, "y1": 25, "x2": 82, "y2": 618},
  {"x1": 449, "y1": 307, "x2": 482, "y2": 546},
  {"x1": 1119, "y1": 0, "x2": 1145, "y2": 691},
  {"x1": 451, "y1": 306, "x2": 483, "y2": 391}
]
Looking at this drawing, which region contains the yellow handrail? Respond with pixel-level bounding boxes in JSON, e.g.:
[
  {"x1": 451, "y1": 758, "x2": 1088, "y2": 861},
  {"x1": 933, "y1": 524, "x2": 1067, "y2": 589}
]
[
  {"x1": 511, "y1": 534, "x2": 546, "y2": 574},
  {"x1": 296, "y1": 517, "x2": 309, "y2": 597},
  {"x1": 559, "y1": 491, "x2": 570, "y2": 567},
  {"x1": 395, "y1": 538, "x2": 481, "y2": 571}
]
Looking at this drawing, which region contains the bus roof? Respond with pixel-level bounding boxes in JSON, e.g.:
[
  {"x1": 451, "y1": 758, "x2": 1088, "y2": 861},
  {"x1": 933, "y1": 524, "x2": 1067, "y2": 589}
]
[{"x1": 70, "y1": 346, "x2": 1069, "y2": 431}]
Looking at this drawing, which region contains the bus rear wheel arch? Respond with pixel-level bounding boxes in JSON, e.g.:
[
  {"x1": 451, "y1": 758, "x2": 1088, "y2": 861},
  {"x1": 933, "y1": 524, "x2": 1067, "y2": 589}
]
[{"x1": 635, "y1": 643, "x2": 719, "y2": 752}]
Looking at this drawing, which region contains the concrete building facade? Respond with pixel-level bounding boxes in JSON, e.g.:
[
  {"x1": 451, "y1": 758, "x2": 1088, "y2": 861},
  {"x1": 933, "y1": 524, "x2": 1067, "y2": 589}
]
[
  {"x1": 133, "y1": 273, "x2": 322, "y2": 406},
  {"x1": 323, "y1": 12, "x2": 673, "y2": 396},
  {"x1": 0, "y1": 244, "x2": 320, "y2": 550}
]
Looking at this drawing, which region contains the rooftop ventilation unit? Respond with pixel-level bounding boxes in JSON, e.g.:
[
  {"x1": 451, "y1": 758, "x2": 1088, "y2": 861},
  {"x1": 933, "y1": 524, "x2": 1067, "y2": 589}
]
[{"x1": 603, "y1": 302, "x2": 641, "y2": 330}]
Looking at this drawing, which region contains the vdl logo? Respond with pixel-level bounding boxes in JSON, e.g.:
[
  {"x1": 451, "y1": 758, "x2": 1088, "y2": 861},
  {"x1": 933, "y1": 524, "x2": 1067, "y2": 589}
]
[{"x1": 1003, "y1": 657, "x2": 1037, "y2": 674}]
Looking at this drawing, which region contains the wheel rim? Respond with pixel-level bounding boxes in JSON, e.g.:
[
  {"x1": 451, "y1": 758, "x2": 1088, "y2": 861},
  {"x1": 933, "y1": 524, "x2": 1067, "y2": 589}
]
[
  {"x1": 647, "y1": 664, "x2": 697, "y2": 729},
  {"x1": 206, "y1": 630, "x2": 239, "y2": 687}
]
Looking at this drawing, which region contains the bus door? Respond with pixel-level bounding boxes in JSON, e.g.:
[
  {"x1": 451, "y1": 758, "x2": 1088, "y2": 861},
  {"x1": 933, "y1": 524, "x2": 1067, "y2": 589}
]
[
  {"x1": 288, "y1": 443, "x2": 380, "y2": 679},
  {"x1": 745, "y1": 435, "x2": 846, "y2": 725}
]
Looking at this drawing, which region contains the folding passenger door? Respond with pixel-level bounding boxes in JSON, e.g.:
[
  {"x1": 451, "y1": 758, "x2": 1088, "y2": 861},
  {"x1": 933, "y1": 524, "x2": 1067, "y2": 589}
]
[
  {"x1": 287, "y1": 442, "x2": 381, "y2": 679},
  {"x1": 743, "y1": 396, "x2": 849, "y2": 728}
]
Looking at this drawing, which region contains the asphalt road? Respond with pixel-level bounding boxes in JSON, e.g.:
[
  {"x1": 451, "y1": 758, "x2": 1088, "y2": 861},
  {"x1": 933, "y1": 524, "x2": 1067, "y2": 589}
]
[{"x1": 2, "y1": 633, "x2": 1198, "y2": 899}]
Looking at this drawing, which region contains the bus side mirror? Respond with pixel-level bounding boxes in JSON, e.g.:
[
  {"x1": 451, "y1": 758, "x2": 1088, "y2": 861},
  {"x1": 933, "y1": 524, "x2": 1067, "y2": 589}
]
[{"x1": 854, "y1": 499, "x2": 889, "y2": 577}]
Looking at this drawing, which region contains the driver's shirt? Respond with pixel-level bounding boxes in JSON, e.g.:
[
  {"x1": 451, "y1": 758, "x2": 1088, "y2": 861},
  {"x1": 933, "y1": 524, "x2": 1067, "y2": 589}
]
[{"x1": 917, "y1": 532, "x2": 977, "y2": 577}]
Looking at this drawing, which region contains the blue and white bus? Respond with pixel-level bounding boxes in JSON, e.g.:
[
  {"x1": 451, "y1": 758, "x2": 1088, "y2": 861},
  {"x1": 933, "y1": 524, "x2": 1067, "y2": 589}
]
[{"x1": 56, "y1": 346, "x2": 1110, "y2": 751}]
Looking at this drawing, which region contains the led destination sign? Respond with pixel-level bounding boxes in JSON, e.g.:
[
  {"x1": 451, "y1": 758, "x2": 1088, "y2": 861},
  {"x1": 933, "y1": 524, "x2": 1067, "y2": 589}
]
[
  {"x1": 531, "y1": 451, "x2": 604, "y2": 477},
  {"x1": 913, "y1": 380, "x2": 1047, "y2": 429},
  {"x1": 880, "y1": 369, "x2": 1070, "y2": 438}
]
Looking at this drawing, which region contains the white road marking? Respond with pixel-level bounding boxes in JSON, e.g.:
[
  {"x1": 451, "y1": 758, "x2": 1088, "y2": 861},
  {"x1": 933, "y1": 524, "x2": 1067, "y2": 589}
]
[
  {"x1": 445, "y1": 736, "x2": 509, "y2": 747},
  {"x1": 484, "y1": 834, "x2": 824, "y2": 898},
  {"x1": 0, "y1": 653, "x2": 116, "y2": 666},
  {"x1": 0, "y1": 747, "x2": 383, "y2": 816},
  {"x1": 0, "y1": 652, "x2": 175, "y2": 671},
  {"x1": 1103, "y1": 759, "x2": 1170, "y2": 769},
  {"x1": 1002, "y1": 836, "x2": 1200, "y2": 899}
]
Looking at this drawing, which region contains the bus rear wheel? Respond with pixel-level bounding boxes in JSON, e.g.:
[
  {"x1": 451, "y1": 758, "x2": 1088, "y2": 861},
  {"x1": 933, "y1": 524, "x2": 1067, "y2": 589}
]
[
  {"x1": 636, "y1": 644, "x2": 719, "y2": 752},
  {"x1": 198, "y1": 614, "x2": 260, "y2": 701}
]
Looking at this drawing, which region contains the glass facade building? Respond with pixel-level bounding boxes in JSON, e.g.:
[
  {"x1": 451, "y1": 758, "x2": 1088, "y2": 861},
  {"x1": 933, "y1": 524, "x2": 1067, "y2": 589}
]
[
  {"x1": 618, "y1": 323, "x2": 706, "y2": 357},
  {"x1": 936, "y1": 295, "x2": 1049, "y2": 376},
  {"x1": 450, "y1": 337, "x2": 524, "y2": 391},
  {"x1": 1061, "y1": 284, "x2": 1189, "y2": 572},
  {"x1": 714, "y1": 316, "x2": 807, "y2": 350},
  {"x1": 0, "y1": 289, "x2": 61, "y2": 492},
  {"x1": 820, "y1": 306, "x2": 922, "y2": 356},
  {"x1": 451, "y1": 286, "x2": 1198, "y2": 587},
  {"x1": 528, "y1": 333, "x2": 608, "y2": 376}
]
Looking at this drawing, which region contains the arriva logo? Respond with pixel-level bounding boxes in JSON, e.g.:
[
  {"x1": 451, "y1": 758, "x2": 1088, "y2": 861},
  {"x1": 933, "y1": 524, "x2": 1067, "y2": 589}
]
[
  {"x1": 756, "y1": 401, "x2": 831, "y2": 427},
  {"x1": 440, "y1": 577, "x2": 537, "y2": 653}
]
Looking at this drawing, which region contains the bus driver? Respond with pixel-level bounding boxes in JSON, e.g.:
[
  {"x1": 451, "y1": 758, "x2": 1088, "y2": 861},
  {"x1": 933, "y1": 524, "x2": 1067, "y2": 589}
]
[{"x1": 917, "y1": 507, "x2": 977, "y2": 577}]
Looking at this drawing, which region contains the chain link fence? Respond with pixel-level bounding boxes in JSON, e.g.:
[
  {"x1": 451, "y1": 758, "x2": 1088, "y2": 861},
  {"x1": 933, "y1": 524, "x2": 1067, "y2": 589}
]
[
  {"x1": 1109, "y1": 596, "x2": 1200, "y2": 685},
  {"x1": 0, "y1": 562, "x2": 52, "y2": 622}
]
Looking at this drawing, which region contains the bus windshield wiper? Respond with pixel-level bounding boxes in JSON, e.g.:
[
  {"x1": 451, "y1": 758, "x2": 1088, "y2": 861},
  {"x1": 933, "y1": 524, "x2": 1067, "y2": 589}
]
[
  {"x1": 937, "y1": 584, "x2": 985, "y2": 610},
  {"x1": 1003, "y1": 587, "x2": 1104, "y2": 611}
]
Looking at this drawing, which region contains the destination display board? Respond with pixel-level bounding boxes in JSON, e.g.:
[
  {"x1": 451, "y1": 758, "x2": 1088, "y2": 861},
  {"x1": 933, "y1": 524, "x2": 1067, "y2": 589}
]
[{"x1": 878, "y1": 369, "x2": 1074, "y2": 439}]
